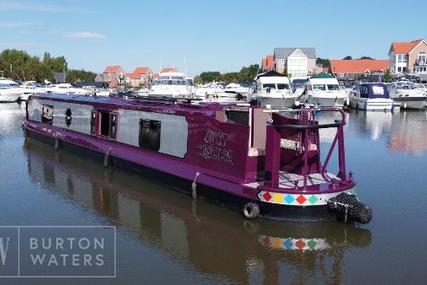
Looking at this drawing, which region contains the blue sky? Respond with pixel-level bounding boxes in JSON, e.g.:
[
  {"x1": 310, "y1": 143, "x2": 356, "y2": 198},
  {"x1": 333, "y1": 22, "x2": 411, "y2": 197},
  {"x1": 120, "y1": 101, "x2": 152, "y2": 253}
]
[{"x1": 1, "y1": 0, "x2": 425, "y2": 76}]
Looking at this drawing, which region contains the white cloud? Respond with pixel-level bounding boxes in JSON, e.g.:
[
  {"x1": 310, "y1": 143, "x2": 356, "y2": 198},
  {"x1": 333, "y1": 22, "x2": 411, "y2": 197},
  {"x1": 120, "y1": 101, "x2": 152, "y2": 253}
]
[
  {"x1": 64, "y1": 32, "x2": 107, "y2": 40},
  {"x1": 0, "y1": 1, "x2": 83, "y2": 13},
  {"x1": 0, "y1": 22, "x2": 40, "y2": 29}
]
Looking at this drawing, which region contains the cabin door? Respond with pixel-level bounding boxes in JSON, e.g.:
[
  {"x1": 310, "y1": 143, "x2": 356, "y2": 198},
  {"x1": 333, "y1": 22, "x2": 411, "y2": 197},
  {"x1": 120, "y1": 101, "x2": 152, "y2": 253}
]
[{"x1": 94, "y1": 109, "x2": 118, "y2": 139}]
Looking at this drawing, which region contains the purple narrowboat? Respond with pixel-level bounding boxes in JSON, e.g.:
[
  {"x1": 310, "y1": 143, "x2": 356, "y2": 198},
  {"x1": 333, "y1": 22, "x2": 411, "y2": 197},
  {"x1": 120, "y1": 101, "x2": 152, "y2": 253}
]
[{"x1": 22, "y1": 94, "x2": 372, "y2": 223}]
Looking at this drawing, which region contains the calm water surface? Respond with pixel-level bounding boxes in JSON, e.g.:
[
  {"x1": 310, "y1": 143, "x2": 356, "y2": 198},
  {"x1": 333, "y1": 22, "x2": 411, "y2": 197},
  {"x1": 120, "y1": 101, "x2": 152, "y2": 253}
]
[{"x1": 0, "y1": 103, "x2": 426, "y2": 284}]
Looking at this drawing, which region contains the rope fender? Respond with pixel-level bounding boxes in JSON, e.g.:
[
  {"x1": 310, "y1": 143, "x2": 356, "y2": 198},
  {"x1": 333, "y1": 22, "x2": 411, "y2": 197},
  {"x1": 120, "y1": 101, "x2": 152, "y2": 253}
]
[{"x1": 327, "y1": 193, "x2": 373, "y2": 224}]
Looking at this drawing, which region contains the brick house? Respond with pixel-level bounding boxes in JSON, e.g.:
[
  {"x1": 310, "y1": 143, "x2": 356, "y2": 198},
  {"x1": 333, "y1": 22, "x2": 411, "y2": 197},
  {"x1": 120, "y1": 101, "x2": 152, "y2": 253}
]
[
  {"x1": 261, "y1": 55, "x2": 274, "y2": 72},
  {"x1": 160, "y1": 67, "x2": 177, "y2": 73},
  {"x1": 125, "y1": 67, "x2": 153, "y2": 87},
  {"x1": 103, "y1": 65, "x2": 124, "y2": 88},
  {"x1": 388, "y1": 39, "x2": 427, "y2": 74},
  {"x1": 330, "y1": 59, "x2": 390, "y2": 80}
]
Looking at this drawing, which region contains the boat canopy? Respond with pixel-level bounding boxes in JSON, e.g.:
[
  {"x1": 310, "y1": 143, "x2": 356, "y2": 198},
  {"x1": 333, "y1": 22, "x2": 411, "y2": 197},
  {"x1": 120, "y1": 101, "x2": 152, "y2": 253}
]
[
  {"x1": 359, "y1": 83, "x2": 390, "y2": 99},
  {"x1": 311, "y1": 73, "x2": 335, "y2": 79}
]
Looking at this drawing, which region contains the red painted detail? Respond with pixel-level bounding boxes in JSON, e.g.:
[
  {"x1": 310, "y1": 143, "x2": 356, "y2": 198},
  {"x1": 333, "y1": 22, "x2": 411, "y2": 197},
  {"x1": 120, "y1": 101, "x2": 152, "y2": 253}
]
[
  {"x1": 296, "y1": 195, "x2": 306, "y2": 204},
  {"x1": 262, "y1": 192, "x2": 272, "y2": 201},
  {"x1": 295, "y1": 239, "x2": 306, "y2": 249}
]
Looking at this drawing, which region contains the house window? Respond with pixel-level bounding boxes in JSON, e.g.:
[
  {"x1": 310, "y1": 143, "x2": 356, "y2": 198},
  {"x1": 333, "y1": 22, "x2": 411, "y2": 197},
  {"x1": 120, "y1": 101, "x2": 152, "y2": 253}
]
[
  {"x1": 418, "y1": 52, "x2": 426, "y2": 65},
  {"x1": 99, "y1": 111, "x2": 117, "y2": 139},
  {"x1": 41, "y1": 105, "x2": 54, "y2": 124},
  {"x1": 139, "y1": 119, "x2": 161, "y2": 151},
  {"x1": 398, "y1": 54, "x2": 407, "y2": 63}
]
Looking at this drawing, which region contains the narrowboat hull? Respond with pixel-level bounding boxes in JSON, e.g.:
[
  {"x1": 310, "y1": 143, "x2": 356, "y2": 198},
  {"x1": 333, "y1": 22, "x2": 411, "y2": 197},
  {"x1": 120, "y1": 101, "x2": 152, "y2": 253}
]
[{"x1": 23, "y1": 120, "x2": 356, "y2": 221}]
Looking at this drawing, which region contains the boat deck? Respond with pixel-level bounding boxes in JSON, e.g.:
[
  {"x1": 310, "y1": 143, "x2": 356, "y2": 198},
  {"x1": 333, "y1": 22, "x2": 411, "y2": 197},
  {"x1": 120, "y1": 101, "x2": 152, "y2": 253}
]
[{"x1": 245, "y1": 171, "x2": 339, "y2": 189}]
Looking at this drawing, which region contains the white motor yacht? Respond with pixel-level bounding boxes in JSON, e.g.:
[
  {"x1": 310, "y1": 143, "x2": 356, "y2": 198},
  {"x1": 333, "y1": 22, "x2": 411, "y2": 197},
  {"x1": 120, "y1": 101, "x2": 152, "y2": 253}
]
[
  {"x1": 46, "y1": 83, "x2": 93, "y2": 96},
  {"x1": 250, "y1": 72, "x2": 298, "y2": 108},
  {"x1": 305, "y1": 73, "x2": 348, "y2": 108},
  {"x1": 0, "y1": 79, "x2": 23, "y2": 102},
  {"x1": 149, "y1": 72, "x2": 193, "y2": 98},
  {"x1": 19, "y1": 81, "x2": 46, "y2": 101},
  {"x1": 348, "y1": 83, "x2": 394, "y2": 111},
  {"x1": 388, "y1": 81, "x2": 426, "y2": 109}
]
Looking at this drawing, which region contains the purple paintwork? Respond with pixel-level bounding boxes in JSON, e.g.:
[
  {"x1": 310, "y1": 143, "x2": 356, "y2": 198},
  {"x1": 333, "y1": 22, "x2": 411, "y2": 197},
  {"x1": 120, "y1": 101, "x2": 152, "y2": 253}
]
[{"x1": 23, "y1": 94, "x2": 357, "y2": 211}]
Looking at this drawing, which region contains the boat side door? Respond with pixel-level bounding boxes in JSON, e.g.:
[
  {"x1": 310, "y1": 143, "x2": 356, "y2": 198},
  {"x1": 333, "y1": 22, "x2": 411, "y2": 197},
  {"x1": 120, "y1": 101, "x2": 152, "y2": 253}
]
[{"x1": 90, "y1": 108, "x2": 118, "y2": 139}]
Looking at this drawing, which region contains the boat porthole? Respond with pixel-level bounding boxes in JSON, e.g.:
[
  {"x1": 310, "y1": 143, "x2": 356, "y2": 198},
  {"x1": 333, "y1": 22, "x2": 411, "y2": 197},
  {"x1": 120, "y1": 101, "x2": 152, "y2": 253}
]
[{"x1": 65, "y1": 108, "x2": 72, "y2": 127}]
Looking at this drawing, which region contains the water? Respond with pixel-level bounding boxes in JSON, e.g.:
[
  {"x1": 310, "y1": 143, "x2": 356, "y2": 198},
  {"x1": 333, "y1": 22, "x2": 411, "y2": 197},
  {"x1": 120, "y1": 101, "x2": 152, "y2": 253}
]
[{"x1": 0, "y1": 103, "x2": 426, "y2": 284}]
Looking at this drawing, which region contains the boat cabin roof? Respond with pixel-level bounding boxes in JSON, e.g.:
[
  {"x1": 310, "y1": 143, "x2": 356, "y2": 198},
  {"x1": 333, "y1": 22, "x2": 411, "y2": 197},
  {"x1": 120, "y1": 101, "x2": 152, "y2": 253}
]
[
  {"x1": 257, "y1": 76, "x2": 290, "y2": 84},
  {"x1": 34, "y1": 94, "x2": 250, "y2": 116},
  {"x1": 308, "y1": 78, "x2": 339, "y2": 84}
]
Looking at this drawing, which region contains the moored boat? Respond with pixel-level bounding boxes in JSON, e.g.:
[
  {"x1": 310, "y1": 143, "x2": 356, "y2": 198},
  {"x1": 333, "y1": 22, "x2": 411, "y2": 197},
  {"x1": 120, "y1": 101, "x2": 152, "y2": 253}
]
[
  {"x1": 0, "y1": 78, "x2": 23, "y2": 102},
  {"x1": 249, "y1": 71, "x2": 299, "y2": 108},
  {"x1": 388, "y1": 81, "x2": 426, "y2": 109},
  {"x1": 149, "y1": 71, "x2": 194, "y2": 98},
  {"x1": 304, "y1": 73, "x2": 348, "y2": 108},
  {"x1": 348, "y1": 83, "x2": 394, "y2": 111},
  {"x1": 22, "y1": 94, "x2": 371, "y2": 222}
]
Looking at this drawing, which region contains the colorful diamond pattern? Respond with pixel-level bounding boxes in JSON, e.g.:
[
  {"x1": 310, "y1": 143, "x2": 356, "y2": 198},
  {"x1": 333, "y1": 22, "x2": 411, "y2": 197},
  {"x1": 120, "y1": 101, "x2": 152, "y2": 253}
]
[
  {"x1": 296, "y1": 195, "x2": 307, "y2": 204},
  {"x1": 272, "y1": 193, "x2": 282, "y2": 203},
  {"x1": 262, "y1": 192, "x2": 272, "y2": 201},
  {"x1": 308, "y1": 195, "x2": 318, "y2": 205},
  {"x1": 295, "y1": 239, "x2": 306, "y2": 250},
  {"x1": 283, "y1": 239, "x2": 293, "y2": 249},
  {"x1": 307, "y1": 240, "x2": 317, "y2": 250},
  {"x1": 284, "y1": 194, "x2": 295, "y2": 204}
]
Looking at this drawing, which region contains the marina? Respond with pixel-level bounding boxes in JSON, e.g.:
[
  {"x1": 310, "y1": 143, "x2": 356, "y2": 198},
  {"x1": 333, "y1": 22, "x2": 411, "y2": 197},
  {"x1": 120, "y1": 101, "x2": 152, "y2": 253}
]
[
  {"x1": 1, "y1": 103, "x2": 426, "y2": 284},
  {"x1": 1, "y1": 0, "x2": 427, "y2": 283}
]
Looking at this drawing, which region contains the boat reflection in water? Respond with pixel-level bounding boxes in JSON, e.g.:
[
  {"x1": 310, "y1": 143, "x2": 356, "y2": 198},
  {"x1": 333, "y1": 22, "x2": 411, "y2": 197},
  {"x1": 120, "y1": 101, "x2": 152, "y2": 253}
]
[
  {"x1": 351, "y1": 110, "x2": 393, "y2": 141},
  {"x1": 388, "y1": 111, "x2": 427, "y2": 155},
  {"x1": 0, "y1": 103, "x2": 25, "y2": 135},
  {"x1": 25, "y1": 140, "x2": 371, "y2": 284},
  {"x1": 350, "y1": 109, "x2": 427, "y2": 155}
]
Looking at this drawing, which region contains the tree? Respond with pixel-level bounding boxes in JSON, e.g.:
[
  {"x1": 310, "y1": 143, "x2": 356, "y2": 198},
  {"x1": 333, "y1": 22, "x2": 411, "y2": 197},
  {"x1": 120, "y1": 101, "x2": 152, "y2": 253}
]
[
  {"x1": 221, "y1": 72, "x2": 239, "y2": 84},
  {"x1": 194, "y1": 75, "x2": 203, "y2": 85},
  {"x1": 43, "y1": 52, "x2": 67, "y2": 72},
  {"x1": 359, "y1": 56, "x2": 374, "y2": 60},
  {"x1": 316, "y1": 58, "x2": 330, "y2": 68},
  {"x1": 383, "y1": 69, "x2": 393, "y2": 82},
  {"x1": 238, "y1": 64, "x2": 259, "y2": 82},
  {"x1": 200, "y1": 71, "x2": 221, "y2": 83},
  {"x1": 283, "y1": 67, "x2": 288, "y2": 77},
  {"x1": 342, "y1": 56, "x2": 352, "y2": 60},
  {"x1": 65, "y1": 69, "x2": 96, "y2": 83}
]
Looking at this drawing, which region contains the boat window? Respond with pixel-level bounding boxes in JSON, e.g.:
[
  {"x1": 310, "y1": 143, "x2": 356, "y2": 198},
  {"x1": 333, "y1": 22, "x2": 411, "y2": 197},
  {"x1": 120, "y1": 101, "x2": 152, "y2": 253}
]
[
  {"x1": 90, "y1": 111, "x2": 96, "y2": 134},
  {"x1": 41, "y1": 105, "x2": 54, "y2": 124},
  {"x1": 262, "y1": 84, "x2": 276, "y2": 89},
  {"x1": 99, "y1": 111, "x2": 117, "y2": 139},
  {"x1": 313, "y1": 84, "x2": 326, "y2": 91},
  {"x1": 65, "y1": 108, "x2": 72, "y2": 127},
  {"x1": 277, "y1": 84, "x2": 289, "y2": 90},
  {"x1": 372, "y1": 86, "x2": 385, "y2": 95},
  {"x1": 139, "y1": 119, "x2": 161, "y2": 151},
  {"x1": 226, "y1": 110, "x2": 249, "y2": 125},
  {"x1": 327, "y1": 84, "x2": 340, "y2": 91}
]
